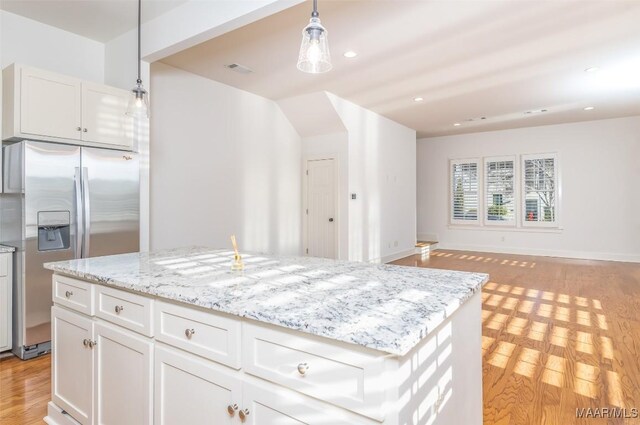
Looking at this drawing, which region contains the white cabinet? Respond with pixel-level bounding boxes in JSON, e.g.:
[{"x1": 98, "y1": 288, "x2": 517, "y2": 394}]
[
  {"x1": 2, "y1": 64, "x2": 133, "y2": 150},
  {"x1": 20, "y1": 67, "x2": 82, "y2": 140},
  {"x1": 51, "y1": 306, "x2": 94, "y2": 425},
  {"x1": 94, "y1": 321, "x2": 153, "y2": 425},
  {"x1": 48, "y1": 275, "x2": 482, "y2": 425},
  {"x1": 154, "y1": 345, "x2": 241, "y2": 425},
  {"x1": 241, "y1": 380, "x2": 365, "y2": 425},
  {"x1": 81, "y1": 82, "x2": 133, "y2": 147},
  {"x1": 0, "y1": 252, "x2": 13, "y2": 352}
]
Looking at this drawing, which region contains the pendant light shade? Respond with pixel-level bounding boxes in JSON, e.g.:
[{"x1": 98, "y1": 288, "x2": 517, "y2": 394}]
[
  {"x1": 126, "y1": 82, "x2": 149, "y2": 118},
  {"x1": 297, "y1": 0, "x2": 332, "y2": 74},
  {"x1": 126, "y1": 0, "x2": 149, "y2": 118}
]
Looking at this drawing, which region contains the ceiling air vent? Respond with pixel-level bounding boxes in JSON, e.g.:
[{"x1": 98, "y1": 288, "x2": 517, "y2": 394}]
[{"x1": 224, "y1": 63, "x2": 253, "y2": 74}]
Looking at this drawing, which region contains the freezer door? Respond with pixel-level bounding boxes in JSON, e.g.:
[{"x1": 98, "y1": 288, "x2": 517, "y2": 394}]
[
  {"x1": 24, "y1": 141, "x2": 81, "y2": 347},
  {"x1": 81, "y1": 147, "x2": 139, "y2": 258}
]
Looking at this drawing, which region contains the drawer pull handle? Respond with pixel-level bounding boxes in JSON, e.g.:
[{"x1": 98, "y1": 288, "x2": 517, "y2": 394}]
[
  {"x1": 227, "y1": 404, "x2": 238, "y2": 416},
  {"x1": 115, "y1": 305, "x2": 124, "y2": 314},
  {"x1": 83, "y1": 338, "x2": 89, "y2": 347},
  {"x1": 185, "y1": 328, "x2": 196, "y2": 339},
  {"x1": 65, "y1": 290, "x2": 73, "y2": 298},
  {"x1": 297, "y1": 362, "x2": 309, "y2": 375},
  {"x1": 239, "y1": 408, "x2": 250, "y2": 422}
]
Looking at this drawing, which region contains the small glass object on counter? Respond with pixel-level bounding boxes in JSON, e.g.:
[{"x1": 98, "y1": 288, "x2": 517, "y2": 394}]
[{"x1": 230, "y1": 235, "x2": 244, "y2": 271}]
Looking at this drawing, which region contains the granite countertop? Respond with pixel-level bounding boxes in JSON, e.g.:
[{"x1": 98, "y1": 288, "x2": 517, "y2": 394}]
[
  {"x1": 44, "y1": 247, "x2": 488, "y2": 356},
  {"x1": 0, "y1": 245, "x2": 16, "y2": 253}
]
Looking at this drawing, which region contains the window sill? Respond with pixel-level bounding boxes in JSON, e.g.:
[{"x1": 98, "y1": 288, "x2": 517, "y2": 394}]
[{"x1": 448, "y1": 225, "x2": 564, "y2": 234}]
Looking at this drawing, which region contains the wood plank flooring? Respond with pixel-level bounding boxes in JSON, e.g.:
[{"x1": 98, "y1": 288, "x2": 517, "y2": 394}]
[
  {"x1": 1, "y1": 250, "x2": 639, "y2": 424},
  {"x1": 393, "y1": 250, "x2": 640, "y2": 425},
  {"x1": 0, "y1": 354, "x2": 50, "y2": 425}
]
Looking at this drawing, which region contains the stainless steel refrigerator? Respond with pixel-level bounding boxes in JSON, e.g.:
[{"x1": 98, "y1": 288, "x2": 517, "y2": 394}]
[{"x1": 1, "y1": 141, "x2": 139, "y2": 359}]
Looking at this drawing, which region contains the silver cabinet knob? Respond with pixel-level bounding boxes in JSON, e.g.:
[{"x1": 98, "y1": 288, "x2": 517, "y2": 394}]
[
  {"x1": 88, "y1": 340, "x2": 97, "y2": 349},
  {"x1": 115, "y1": 305, "x2": 124, "y2": 314},
  {"x1": 185, "y1": 328, "x2": 195, "y2": 339},
  {"x1": 83, "y1": 128, "x2": 88, "y2": 132},
  {"x1": 76, "y1": 127, "x2": 82, "y2": 131},
  {"x1": 227, "y1": 404, "x2": 238, "y2": 416},
  {"x1": 297, "y1": 362, "x2": 309, "y2": 375},
  {"x1": 83, "y1": 338, "x2": 89, "y2": 347},
  {"x1": 329, "y1": 218, "x2": 334, "y2": 222},
  {"x1": 239, "y1": 408, "x2": 250, "y2": 422},
  {"x1": 65, "y1": 290, "x2": 73, "y2": 298}
]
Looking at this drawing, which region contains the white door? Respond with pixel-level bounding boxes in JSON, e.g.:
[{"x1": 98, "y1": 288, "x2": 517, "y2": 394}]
[
  {"x1": 94, "y1": 321, "x2": 152, "y2": 425},
  {"x1": 241, "y1": 380, "x2": 362, "y2": 425},
  {"x1": 51, "y1": 306, "x2": 94, "y2": 425},
  {"x1": 154, "y1": 345, "x2": 242, "y2": 425},
  {"x1": 20, "y1": 67, "x2": 82, "y2": 140},
  {"x1": 81, "y1": 82, "x2": 133, "y2": 148},
  {"x1": 306, "y1": 159, "x2": 337, "y2": 259}
]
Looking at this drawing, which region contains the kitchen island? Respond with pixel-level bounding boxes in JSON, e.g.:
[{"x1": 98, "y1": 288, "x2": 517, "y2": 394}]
[{"x1": 44, "y1": 247, "x2": 488, "y2": 425}]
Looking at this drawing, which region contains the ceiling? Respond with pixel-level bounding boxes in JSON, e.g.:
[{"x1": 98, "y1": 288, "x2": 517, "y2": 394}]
[
  {"x1": 0, "y1": 0, "x2": 187, "y2": 42},
  {"x1": 160, "y1": 0, "x2": 640, "y2": 138}
]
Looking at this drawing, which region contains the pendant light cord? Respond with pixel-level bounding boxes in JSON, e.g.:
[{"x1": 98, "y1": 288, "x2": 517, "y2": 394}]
[
  {"x1": 312, "y1": 0, "x2": 318, "y2": 18},
  {"x1": 137, "y1": 0, "x2": 142, "y2": 84}
]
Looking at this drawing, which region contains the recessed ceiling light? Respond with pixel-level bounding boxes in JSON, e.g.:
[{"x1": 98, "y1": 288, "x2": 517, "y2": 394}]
[
  {"x1": 453, "y1": 123, "x2": 461, "y2": 127},
  {"x1": 525, "y1": 109, "x2": 548, "y2": 114},
  {"x1": 413, "y1": 97, "x2": 424, "y2": 102},
  {"x1": 584, "y1": 67, "x2": 599, "y2": 73},
  {"x1": 584, "y1": 106, "x2": 595, "y2": 111},
  {"x1": 343, "y1": 51, "x2": 358, "y2": 58}
]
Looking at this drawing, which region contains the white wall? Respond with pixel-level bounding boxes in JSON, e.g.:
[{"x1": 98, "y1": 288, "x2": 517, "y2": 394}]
[
  {"x1": 0, "y1": 10, "x2": 105, "y2": 82},
  {"x1": 417, "y1": 116, "x2": 640, "y2": 262},
  {"x1": 150, "y1": 63, "x2": 301, "y2": 254},
  {"x1": 328, "y1": 94, "x2": 417, "y2": 263},
  {"x1": 302, "y1": 132, "x2": 349, "y2": 260},
  {"x1": 0, "y1": 10, "x2": 106, "y2": 151}
]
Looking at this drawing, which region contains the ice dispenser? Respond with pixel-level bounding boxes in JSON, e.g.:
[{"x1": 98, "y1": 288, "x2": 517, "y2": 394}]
[{"x1": 38, "y1": 211, "x2": 71, "y2": 251}]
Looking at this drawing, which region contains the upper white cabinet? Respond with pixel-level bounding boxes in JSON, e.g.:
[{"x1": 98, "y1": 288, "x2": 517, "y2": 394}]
[{"x1": 2, "y1": 64, "x2": 134, "y2": 150}]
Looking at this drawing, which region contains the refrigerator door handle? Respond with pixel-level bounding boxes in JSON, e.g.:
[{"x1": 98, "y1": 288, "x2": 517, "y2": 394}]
[
  {"x1": 74, "y1": 167, "x2": 83, "y2": 259},
  {"x1": 82, "y1": 167, "x2": 91, "y2": 258}
]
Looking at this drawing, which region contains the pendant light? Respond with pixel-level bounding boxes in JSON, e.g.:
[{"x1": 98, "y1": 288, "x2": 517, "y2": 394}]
[
  {"x1": 126, "y1": 0, "x2": 149, "y2": 118},
  {"x1": 297, "y1": 0, "x2": 332, "y2": 74}
]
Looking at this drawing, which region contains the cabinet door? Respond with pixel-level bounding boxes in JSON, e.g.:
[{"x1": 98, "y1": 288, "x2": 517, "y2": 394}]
[
  {"x1": 241, "y1": 380, "x2": 368, "y2": 425},
  {"x1": 20, "y1": 67, "x2": 82, "y2": 140},
  {"x1": 51, "y1": 306, "x2": 94, "y2": 425},
  {"x1": 94, "y1": 321, "x2": 152, "y2": 425},
  {"x1": 81, "y1": 82, "x2": 133, "y2": 149},
  {"x1": 0, "y1": 275, "x2": 9, "y2": 351},
  {"x1": 154, "y1": 345, "x2": 242, "y2": 425}
]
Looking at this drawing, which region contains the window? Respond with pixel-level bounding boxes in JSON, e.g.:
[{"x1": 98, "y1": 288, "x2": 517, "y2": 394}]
[
  {"x1": 522, "y1": 153, "x2": 558, "y2": 227},
  {"x1": 451, "y1": 159, "x2": 480, "y2": 224},
  {"x1": 485, "y1": 157, "x2": 515, "y2": 225}
]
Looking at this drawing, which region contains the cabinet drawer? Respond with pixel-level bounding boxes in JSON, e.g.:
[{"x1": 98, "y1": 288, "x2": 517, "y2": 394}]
[
  {"x1": 154, "y1": 301, "x2": 241, "y2": 369},
  {"x1": 0, "y1": 254, "x2": 9, "y2": 277},
  {"x1": 95, "y1": 285, "x2": 153, "y2": 337},
  {"x1": 242, "y1": 323, "x2": 386, "y2": 421},
  {"x1": 53, "y1": 275, "x2": 94, "y2": 316}
]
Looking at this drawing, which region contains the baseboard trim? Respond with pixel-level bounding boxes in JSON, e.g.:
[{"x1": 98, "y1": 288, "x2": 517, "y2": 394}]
[
  {"x1": 379, "y1": 248, "x2": 417, "y2": 264},
  {"x1": 435, "y1": 243, "x2": 640, "y2": 263},
  {"x1": 45, "y1": 402, "x2": 81, "y2": 425}
]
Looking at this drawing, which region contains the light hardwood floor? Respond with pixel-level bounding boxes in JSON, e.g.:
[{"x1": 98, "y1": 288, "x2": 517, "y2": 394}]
[
  {"x1": 393, "y1": 250, "x2": 640, "y2": 425},
  {"x1": 1, "y1": 250, "x2": 639, "y2": 425},
  {"x1": 0, "y1": 354, "x2": 50, "y2": 425}
]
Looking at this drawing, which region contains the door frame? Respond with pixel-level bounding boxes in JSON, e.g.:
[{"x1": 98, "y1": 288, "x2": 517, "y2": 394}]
[{"x1": 302, "y1": 154, "x2": 341, "y2": 259}]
